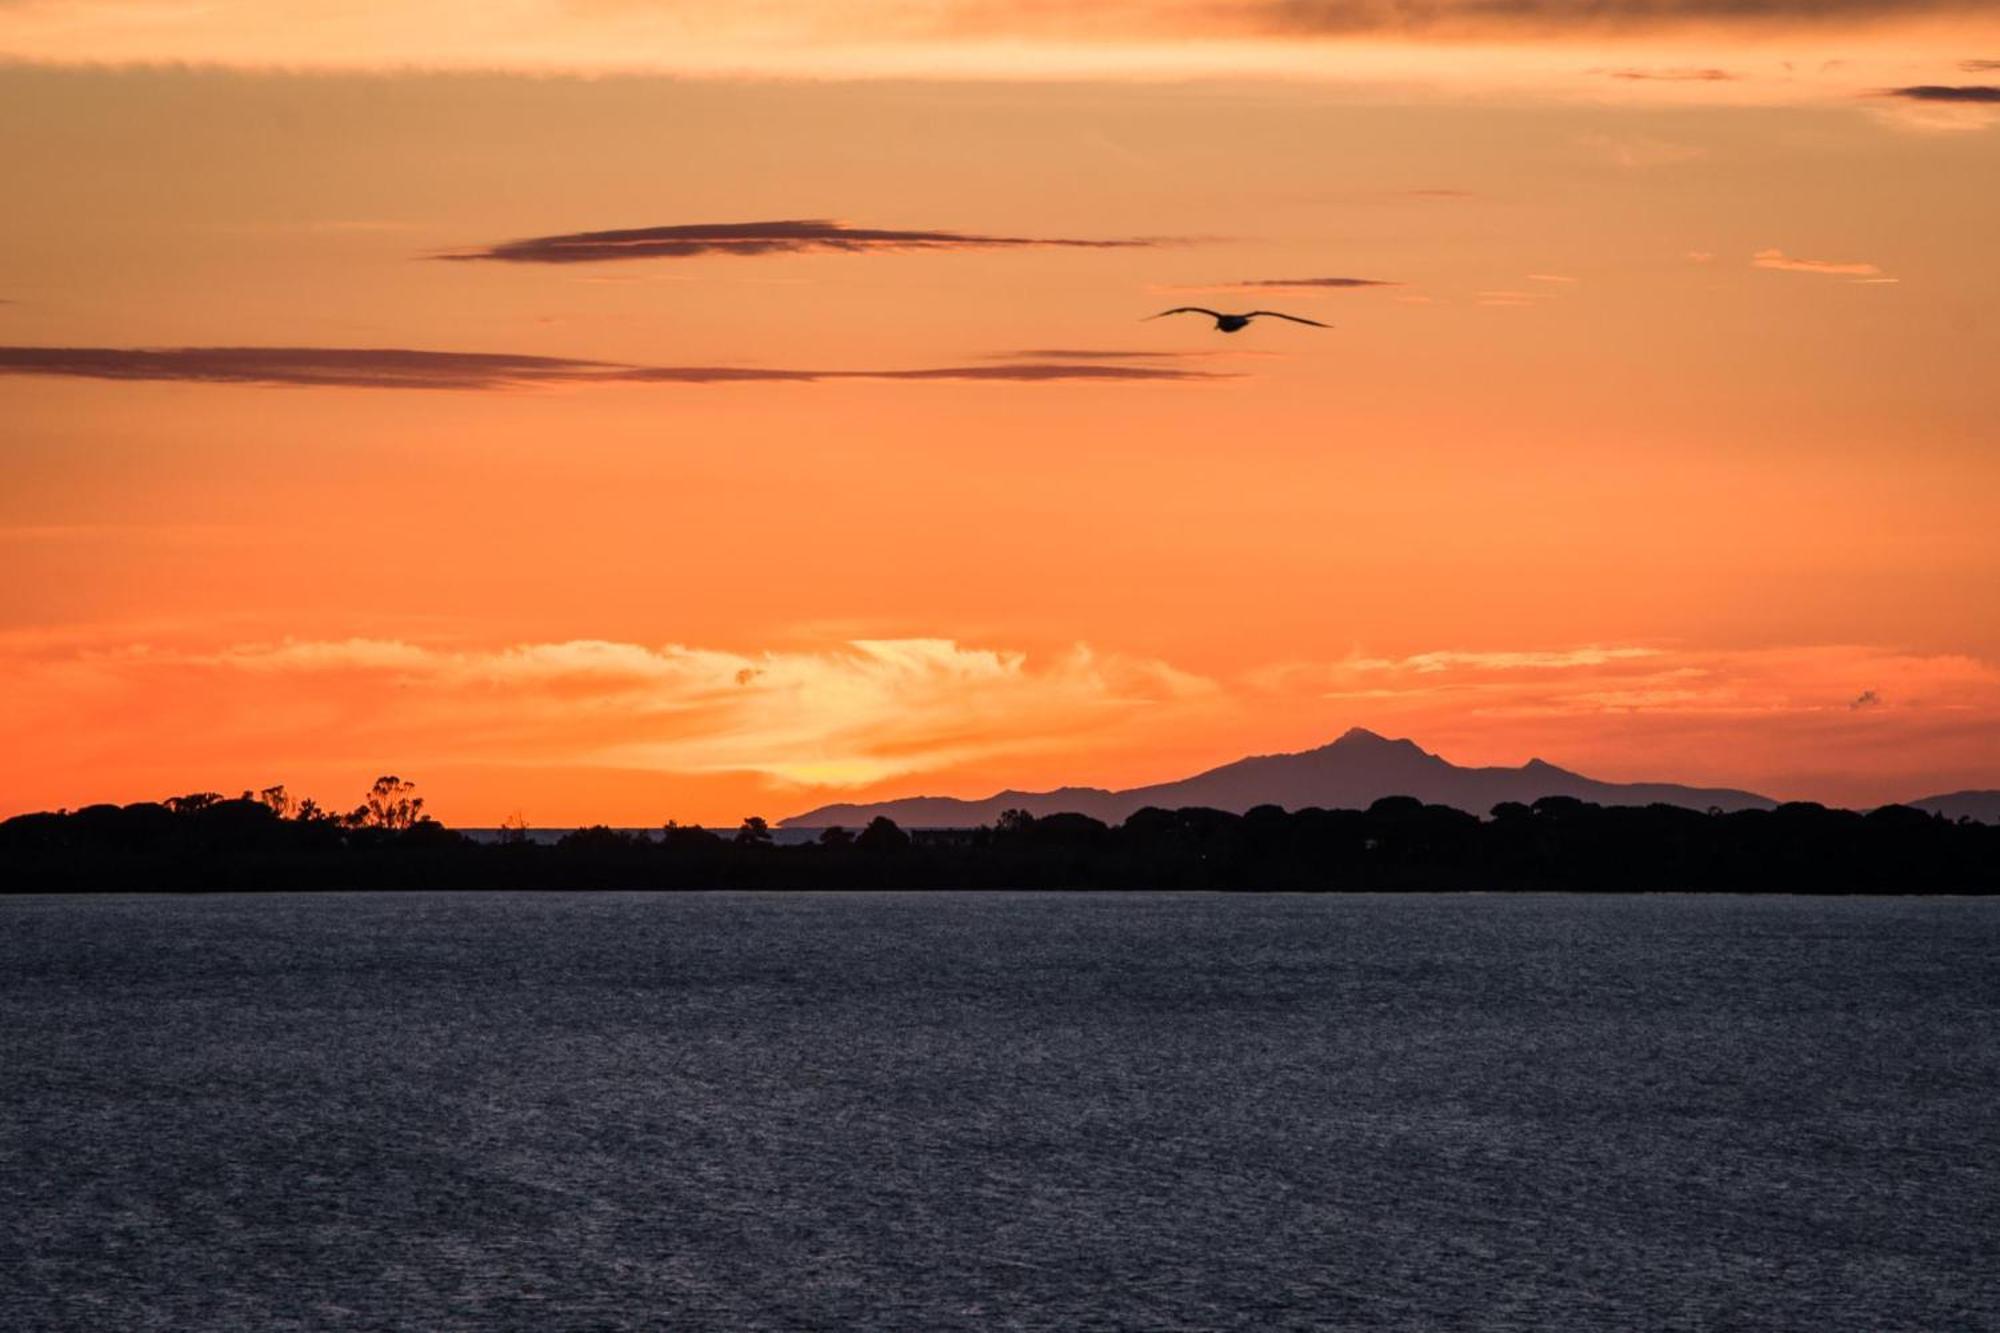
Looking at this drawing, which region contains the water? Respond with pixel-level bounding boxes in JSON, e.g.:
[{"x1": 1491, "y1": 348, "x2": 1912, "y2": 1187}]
[{"x1": 3, "y1": 892, "x2": 1995, "y2": 1331}]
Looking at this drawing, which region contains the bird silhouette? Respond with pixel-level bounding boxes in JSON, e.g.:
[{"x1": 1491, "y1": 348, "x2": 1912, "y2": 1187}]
[{"x1": 1147, "y1": 307, "x2": 1330, "y2": 333}]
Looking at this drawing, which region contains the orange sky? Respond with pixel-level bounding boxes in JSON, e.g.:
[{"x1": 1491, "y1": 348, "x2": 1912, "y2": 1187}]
[{"x1": 3, "y1": 3, "x2": 1998, "y2": 823}]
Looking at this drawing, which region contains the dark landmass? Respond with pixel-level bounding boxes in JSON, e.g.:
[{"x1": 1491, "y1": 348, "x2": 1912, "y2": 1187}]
[
  {"x1": 3, "y1": 785, "x2": 1993, "y2": 894},
  {"x1": 1910, "y1": 790, "x2": 2000, "y2": 824},
  {"x1": 784, "y1": 727, "x2": 1778, "y2": 828}
]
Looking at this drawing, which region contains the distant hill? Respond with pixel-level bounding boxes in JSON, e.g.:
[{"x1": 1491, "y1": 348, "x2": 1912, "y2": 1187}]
[
  {"x1": 1907, "y1": 790, "x2": 2000, "y2": 824},
  {"x1": 781, "y1": 728, "x2": 1777, "y2": 828}
]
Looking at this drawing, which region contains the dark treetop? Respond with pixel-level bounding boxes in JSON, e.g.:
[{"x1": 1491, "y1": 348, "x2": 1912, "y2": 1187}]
[{"x1": 3, "y1": 784, "x2": 1994, "y2": 893}]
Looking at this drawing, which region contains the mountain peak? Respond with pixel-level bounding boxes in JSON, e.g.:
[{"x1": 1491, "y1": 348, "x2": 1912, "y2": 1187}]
[
  {"x1": 782, "y1": 730, "x2": 1777, "y2": 827},
  {"x1": 1327, "y1": 727, "x2": 1429, "y2": 758}
]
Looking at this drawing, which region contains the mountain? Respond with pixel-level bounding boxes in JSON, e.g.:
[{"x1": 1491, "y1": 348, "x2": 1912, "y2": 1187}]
[
  {"x1": 780, "y1": 728, "x2": 1778, "y2": 828},
  {"x1": 1907, "y1": 790, "x2": 2000, "y2": 824}
]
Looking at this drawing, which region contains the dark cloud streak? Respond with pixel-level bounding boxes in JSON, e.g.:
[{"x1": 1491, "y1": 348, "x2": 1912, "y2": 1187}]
[
  {"x1": 1229, "y1": 276, "x2": 1398, "y2": 289},
  {"x1": 442, "y1": 219, "x2": 1162, "y2": 264},
  {"x1": 991, "y1": 349, "x2": 1208, "y2": 361},
  {"x1": 0, "y1": 347, "x2": 599, "y2": 390},
  {"x1": 1165, "y1": 276, "x2": 1401, "y2": 294},
  {"x1": 1883, "y1": 84, "x2": 2000, "y2": 102},
  {"x1": 1255, "y1": 0, "x2": 1988, "y2": 35},
  {"x1": 0, "y1": 346, "x2": 1229, "y2": 390}
]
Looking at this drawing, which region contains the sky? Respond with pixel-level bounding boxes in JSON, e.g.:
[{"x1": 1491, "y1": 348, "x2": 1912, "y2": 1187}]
[{"x1": 3, "y1": 1, "x2": 1998, "y2": 824}]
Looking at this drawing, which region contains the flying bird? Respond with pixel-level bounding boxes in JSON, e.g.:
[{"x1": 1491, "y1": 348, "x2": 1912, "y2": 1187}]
[{"x1": 1147, "y1": 307, "x2": 1331, "y2": 334}]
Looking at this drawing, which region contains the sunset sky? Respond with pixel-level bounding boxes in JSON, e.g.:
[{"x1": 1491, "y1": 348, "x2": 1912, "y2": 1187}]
[{"x1": 3, "y1": 1, "x2": 1998, "y2": 824}]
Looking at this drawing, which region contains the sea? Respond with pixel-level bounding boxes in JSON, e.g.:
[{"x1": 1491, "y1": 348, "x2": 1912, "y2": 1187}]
[{"x1": 2, "y1": 891, "x2": 1995, "y2": 1331}]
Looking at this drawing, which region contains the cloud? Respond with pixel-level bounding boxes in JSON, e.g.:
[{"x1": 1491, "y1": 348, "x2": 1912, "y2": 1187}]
[
  {"x1": 1342, "y1": 647, "x2": 1664, "y2": 674},
  {"x1": 1577, "y1": 132, "x2": 1709, "y2": 168},
  {"x1": 1870, "y1": 84, "x2": 2000, "y2": 131},
  {"x1": 1251, "y1": 0, "x2": 1990, "y2": 36},
  {"x1": 6, "y1": 630, "x2": 1998, "y2": 814},
  {"x1": 826, "y1": 363, "x2": 1226, "y2": 383},
  {"x1": 1882, "y1": 84, "x2": 2000, "y2": 102},
  {"x1": 1687, "y1": 250, "x2": 1716, "y2": 262},
  {"x1": 0, "y1": 346, "x2": 632, "y2": 390},
  {"x1": 4, "y1": 1, "x2": 1997, "y2": 92},
  {"x1": 1851, "y1": 689, "x2": 1882, "y2": 710},
  {"x1": 1525, "y1": 273, "x2": 1579, "y2": 283},
  {"x1": 440, "y1": 218, "x2": 1162, "y2": 264},
  {"x1": 1162, "y1": 276, "x2": 1400, "y2": 294},
  {"x1": 1751, "y1": 248, "x2": 1888, "y2": 278},
  {"x1": 2, "y1": 634, "x2": 1217, "y2": 790},
  {"x1": 1599, "y1": 67, "x2": 1738, "y2": 80},
  {"x1": 1244, "y1": 641, "x2": 2000, "y2": 805},
  {"x1": 0, "y1": 346, "x2": 1232, "y2": 390},
  {"x1": 990, "y1": 348, "x2": 1225, "y2": 361},
  {"x1": 1964, "y1": 60, "x2": 2000, "y2": 72}
]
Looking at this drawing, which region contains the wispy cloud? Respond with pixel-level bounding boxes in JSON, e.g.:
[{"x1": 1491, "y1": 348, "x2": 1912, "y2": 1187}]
[
  {"x1": 989, "y1": 348, "x2": 1230, "y2": 361},
  {"x1": 1597, "y1": 67, "x2": 1738, "y2": 81},
  {"x1": 1525, "y1": 273, "x2": 1579, "y2": 284},
  {"x1": 1244, "y1": 641, "x2": 2000, "y2": 804},
  {"x1": 818, "y1": 363, "x2": 1228, "y2": 383},
  {"x1": 1343, "y1": 647, "x2": 1663, "y2": 674},
  {"x1": 1882, "y1": 84, "x2": 2000, "y2": 102},
  {"x1": 1159, "y1": 276, "x2": 1401, "y2": 295},
  {"x1": 1964, "y1": 60, "x2": 2000, "y2": 72},
  {"x1": 1870, "y1": 83, "x2": 2000, "y2": 130},
  {"x1": 1251, "y1": 0, "x2": 1990, "y2": 36},
  {"x1": 0, "y1": 346, "x2": 630, "y2": 390},
  {"x1": 440, "y1": 219, "x2": 1164, "y2": 264},
  {"x1": 1577, "y1": 132, "x2": 1708, "y2": 168},
  {"x1": 0, "y1": 346, "x2": 1232, "y2": 390},
  {"x1": 2, "y1": 634, "x2": 1216, "y2": 790},
  {"x1": 3, "y1": 1, "x2": 1995, "y2": 90},
  {"x1": 1751, "y1": 248, "x2": 1891, "y2": 279},
  {"x1": 6, "y1": 631, "x2": 1997, "y2": 812}
]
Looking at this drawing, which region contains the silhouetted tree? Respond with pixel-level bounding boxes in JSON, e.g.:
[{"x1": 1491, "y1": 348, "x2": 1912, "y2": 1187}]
[
  {"x1": 255, "y1": 784, "x2": 296, "y2": 820},
  {"x1": 856, "y1": 816, "x2": 910, "y2": 853},
  {"x1": 661, "y1": 821, "x2": 722, "y2": 850},
  {"x1": 352, "y1": 775, "x2": 424, "y2": 830},
  {"x1": 6, "y1": 786, "x2": 1998, "y2": 894}
]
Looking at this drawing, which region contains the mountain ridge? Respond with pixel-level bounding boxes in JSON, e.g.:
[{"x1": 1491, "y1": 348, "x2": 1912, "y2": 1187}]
[
  {"x1": 780, "y1": 728, "x2": 1781, "y2": 828},
  {"x1": 1908, "y1": 790, "x2": 2000, "y2": 824}
]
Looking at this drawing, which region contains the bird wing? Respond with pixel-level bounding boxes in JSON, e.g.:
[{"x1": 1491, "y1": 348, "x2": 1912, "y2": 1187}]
[
  {"x1": 1147, "y1": 307, "x2": 1224, "y2": 320},
  {"x1": 1245, "y1": 311, "x2": 1332, "y2": 328}
]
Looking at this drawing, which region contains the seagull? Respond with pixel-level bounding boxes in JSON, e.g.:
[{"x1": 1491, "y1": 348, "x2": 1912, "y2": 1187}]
[{"x1": 1147, "y1": 307, "x2": 1331, "y2": 334}]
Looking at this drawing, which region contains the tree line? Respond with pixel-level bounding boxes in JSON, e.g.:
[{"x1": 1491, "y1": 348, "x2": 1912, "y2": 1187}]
[{"x1": 2, "y1": 776, "x2": 1994, "y2": 893}]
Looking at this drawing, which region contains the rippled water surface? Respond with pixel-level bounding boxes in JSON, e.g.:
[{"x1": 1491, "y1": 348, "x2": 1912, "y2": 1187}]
[{"x1": 3, "y1": 892, "x2": 1996, "y2": 1330}]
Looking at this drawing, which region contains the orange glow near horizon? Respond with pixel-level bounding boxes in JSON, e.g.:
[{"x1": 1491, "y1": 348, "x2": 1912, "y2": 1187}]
[{"x1": 3, "y1": 7, "x2": 1998, "y2": 824}]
